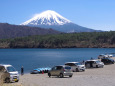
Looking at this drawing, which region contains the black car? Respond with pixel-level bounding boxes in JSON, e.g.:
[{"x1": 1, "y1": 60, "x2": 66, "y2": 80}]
[{"x1": 101, "y1": 58, "x2": 115, "y2": 64}]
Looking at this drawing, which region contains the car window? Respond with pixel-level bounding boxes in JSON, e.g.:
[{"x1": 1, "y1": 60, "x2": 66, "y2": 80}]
[
  {"x1": 91, "y1": 61, "x2": 95, "y2": 63},
  {"x1": 85, "y1": 61, "x2": 90, "y2": 64},
  {"x1": 52, "y1": 67, "x2": 57, "y2": 70},
  {"x1": 102, "y1": 59, "x2": 107, "y2": 61},
  {"x1": 95, "y1": 61, "x2": 100, "y2": 63},
  {"x1": 56, "y1": 66, "x2": 62, "y2": 70},
  {"x1": 65, "y1": 66, "x2": 71, "y2": 69},
  {"x1": 65, "y1": 63, "x2": 70, "y2": 66},
  {"x1": 108, "y1": 58, "x2": 112, "y2": 60},
  {"x1": 7, "y1": 66, "x2": 16, "y2": 72},
  {"x1": 52, "y1": 66, "x2": 62, "y2": 70},
  {"x1": 76, "y1": 63, "x2": 81, "y2": 65},
  {"x1": 65, "y1": 63, "x2": 76, "y2": 66}
]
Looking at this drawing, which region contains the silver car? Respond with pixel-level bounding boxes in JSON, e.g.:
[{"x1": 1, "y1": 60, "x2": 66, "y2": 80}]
[
  {"x1": 85, "y1": 60, "x2": 104, "y2": 68},
  {"x1": 48, "y1": 65, "x2": 73, "y2": 78},
  {"x1": 0, "y1": 64, "x2": 19, "y2": 83}
]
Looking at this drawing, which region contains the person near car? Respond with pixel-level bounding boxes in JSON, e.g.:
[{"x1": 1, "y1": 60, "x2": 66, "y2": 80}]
[
  {"x1": 82, "y1": 60, "x2": 85, "y2": 64},
  {"x1": 21, "y1": 66, "x2": 24, "y2": 75}
]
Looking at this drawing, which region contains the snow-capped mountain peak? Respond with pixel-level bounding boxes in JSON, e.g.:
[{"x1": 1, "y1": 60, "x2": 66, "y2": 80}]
[
  {"x1": 21, "y1": 10, "x2": 71, "y2": 25},
  {"x1": 21, "y1": 10, "x2": 99, "y2": 33}
]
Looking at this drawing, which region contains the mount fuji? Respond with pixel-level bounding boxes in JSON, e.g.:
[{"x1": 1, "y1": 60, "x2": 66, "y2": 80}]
[{"x1": 21, "y1": 10, "x2": 100, "y2": 33}]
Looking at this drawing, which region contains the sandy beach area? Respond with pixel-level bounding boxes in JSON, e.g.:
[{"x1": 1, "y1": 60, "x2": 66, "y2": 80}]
[{"x1": 3, "y1": 58, "x2": 115, "y2": 86}]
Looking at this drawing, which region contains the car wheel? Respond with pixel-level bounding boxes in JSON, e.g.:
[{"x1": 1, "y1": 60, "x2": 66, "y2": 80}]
[
  {"x1": 96, "y1": 65, "x2": 99, "y2": 68},
  {"x1": 69, "y1": 75, "x2": 72, "y2": 77},
  {"x1": 76, "y1": 68, "x2": 79, "y2": 72},
  {"x1": 57, "y1": 76, "x2": 60, "y2": 78},
  {"x1": 82, "y1": 69, "x2": 85, "y2": 72},
  {"x1": 60, "y1": 73, "x2": 63, "y2": 78},
  {"x1": 48, "y1": 73, "x2": 51, "y2": 77},
  {"x1": 15, "y1": 80, "x2": 19, "y2": 82},
  {"x1": 5, "y1": 78, "x2": 10, "y2": 83}
]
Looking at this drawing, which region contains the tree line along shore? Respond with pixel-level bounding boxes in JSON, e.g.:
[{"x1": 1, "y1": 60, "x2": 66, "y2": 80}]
[{"x1": 0, "y1": 31, "x2": 115, "y2": 48}]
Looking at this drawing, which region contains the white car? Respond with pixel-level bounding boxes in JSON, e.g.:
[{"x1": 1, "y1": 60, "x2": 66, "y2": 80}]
[
  {"x1": 0, "y1": 64, "x2": 19, "y2": 82},
  {"x1": 98, "y1": 54, "x2": 108, "y2": 59},
  {"x1": 98, "y1": 54, "x2": 113, "y2": 59},
  {"x1": 108, "y1": 54, "x2": 113, "y2": 58},
  {"x1": 65, "y1": 62, "x2": 85, "y2": 72},
  {"x1": 85, "y1": 60, "x2": 104, "y2": 68}
]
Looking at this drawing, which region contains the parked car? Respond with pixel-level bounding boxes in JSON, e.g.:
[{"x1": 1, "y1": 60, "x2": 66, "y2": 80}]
[
  {"x1": 108, "y1": 54, "x2": 113, "y2": 58},
  {"x1": 98, "y1": 54, "x2": 108, "y2": 59},
  {"x1": 85, "y1": 60, "x2": 104, "y2": 68},
  {"x1": 0, "y1": 66, "x2": 10, "y2": 83},
  {"x1": 98, "y1": 54, "x2": 113, "y2": 59},
  {"x1": 0, "y1": 64, "x2": 19, "y2": 83},
  {"x1": 48, "y1": 65, "x2": 73, "y2": 78},
  {"x1": 101, "y1": 58, "x2": 115, "y2": 64},
  {"x1": 65, "y1": 62, "x2": 85, "y2": 72},
  {"x1": 30, "y1": 67, "x2": 51, "y2": 74}
]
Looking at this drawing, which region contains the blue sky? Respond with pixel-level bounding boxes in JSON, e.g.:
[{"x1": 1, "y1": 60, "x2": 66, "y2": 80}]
[{"x1": 0, "y1": 0, "x2": 115, "y2": 31}]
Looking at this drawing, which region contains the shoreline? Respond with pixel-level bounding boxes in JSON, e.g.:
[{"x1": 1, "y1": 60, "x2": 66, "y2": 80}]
[
  {"x1": 1, "y1": 47, "x2": 115, "y2": 49},
  {"x1": 3, "y1": 58, "x2": 115, "y2": 86}
]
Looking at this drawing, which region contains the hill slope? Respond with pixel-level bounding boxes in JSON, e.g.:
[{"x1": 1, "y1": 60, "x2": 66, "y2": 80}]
[
  {"x1": 0, "y1": 31, "x2": 115, "y2": 48},
  {"x1": 0, "y1": 23, "x2": 60, "y2": 39}
]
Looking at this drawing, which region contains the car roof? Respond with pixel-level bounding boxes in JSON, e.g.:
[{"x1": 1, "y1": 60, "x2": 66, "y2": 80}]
[
  {"x1": 99, "y1": 54, "x2": 108, "y2": 56},
  {"x1": 108, "y1": 54, "x2": 113, "y2": 56},
  {"x1": 0, "y1": 64, "x2": 12, "y2": 67},
  {"x1": 102, "y1": 58, "x2": 113, "y2": 60},
  {"x1": 55, "y1": 65, "x2": 70, "y2": 67},
  {"x1": 65, "y1": 62, "x2": 79, "y2": 64},
  {"x1": 86, "y1": 60, "x2": 98, "y2": 62}
]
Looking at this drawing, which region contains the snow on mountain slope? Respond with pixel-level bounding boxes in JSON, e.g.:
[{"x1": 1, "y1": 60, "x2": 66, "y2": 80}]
[
  {"x1": 21, "y1": 10, "x2": 71, "y2": 26},
  {"x1": 21, "y1": 10, "x2": 101, "y2": 33}
]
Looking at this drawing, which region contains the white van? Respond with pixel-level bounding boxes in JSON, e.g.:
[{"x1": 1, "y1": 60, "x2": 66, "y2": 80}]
[{"x1": 0, "y1": 64, "x2": 19, "y2": 82}]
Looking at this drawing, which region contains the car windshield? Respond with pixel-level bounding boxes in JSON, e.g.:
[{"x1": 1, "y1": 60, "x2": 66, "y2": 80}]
[
  {"x1": 107, "y1": 58, "x2": 114, "y2": 61},
  {"x1": 7, "y1": 66, "x2": 16, "y2": 72},
  {"x1": 76, "y1": 63, "x2": 81, "y2": 65},
  {"x1": 96, "y1": 61, "x2": 101, "y2": 63}
]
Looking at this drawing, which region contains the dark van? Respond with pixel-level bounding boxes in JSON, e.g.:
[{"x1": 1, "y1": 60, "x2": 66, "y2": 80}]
[{"x1": 101, "y1": 58, "x2": 114, "y2": 64}]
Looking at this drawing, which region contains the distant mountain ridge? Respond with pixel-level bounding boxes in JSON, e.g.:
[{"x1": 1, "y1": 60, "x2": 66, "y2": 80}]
[
  {"x1": 0, "y1": 23, "x2": 60, "y2": 39},
  {"x1": 36, "y1": 23, "x2": 98, "y2": 33},
  {"x1": 21, "y1": 10, "x2": 101, "y2": 33}
]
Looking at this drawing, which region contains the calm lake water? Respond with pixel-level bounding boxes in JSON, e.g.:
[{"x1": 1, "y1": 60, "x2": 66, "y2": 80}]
[{"x1": 0, "y1": 48, "x2": 115, "y2": 73}]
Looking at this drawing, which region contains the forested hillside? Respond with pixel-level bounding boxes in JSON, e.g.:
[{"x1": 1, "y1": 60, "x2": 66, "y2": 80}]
[
  {"x1": 0, "y1": 23, "x2": 60, "y2": 39},
  {"x1": 0, "y1": 31, "x2": 115, "y2": 48}
]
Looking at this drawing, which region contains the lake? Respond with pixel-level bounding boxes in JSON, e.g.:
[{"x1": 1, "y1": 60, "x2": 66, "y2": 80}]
[{"x1": 0, "y1": 48, "x2": 115, "y2": 73}]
